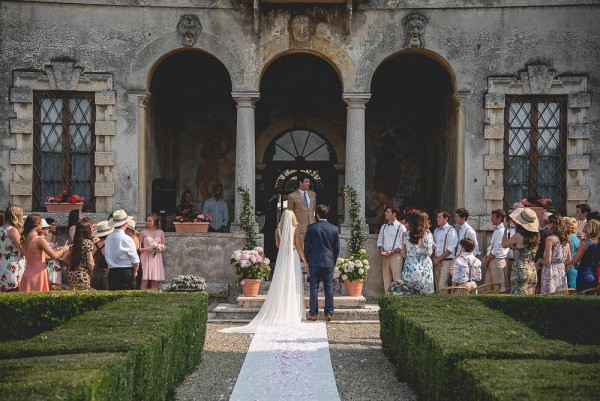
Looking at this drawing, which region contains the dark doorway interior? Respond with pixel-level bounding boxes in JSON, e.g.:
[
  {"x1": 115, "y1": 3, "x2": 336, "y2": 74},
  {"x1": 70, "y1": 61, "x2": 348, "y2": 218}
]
[
  {"x1": 149, "y1": 51, "x2": 236, "y2": 230},
  {"x1": 366, "y1": 53, "x2": 456, "y2": 233}
]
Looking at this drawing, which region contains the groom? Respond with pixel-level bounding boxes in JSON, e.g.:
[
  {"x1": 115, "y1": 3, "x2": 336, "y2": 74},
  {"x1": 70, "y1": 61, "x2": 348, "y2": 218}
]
[{"x1": 304, "y1": 204, "x2": 340, "y2": 321}]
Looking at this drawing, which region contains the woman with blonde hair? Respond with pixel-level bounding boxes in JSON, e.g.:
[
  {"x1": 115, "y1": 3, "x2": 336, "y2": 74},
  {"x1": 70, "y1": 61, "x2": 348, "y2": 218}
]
[
  {"x1": 567, "y1": 219, "x2": 600, "y2": 292},
  {"x1": 20, "y1": 214, "x2": 70, "y2": 291},
  {"x1": 536, "y1": 215, "x2": 570, "y2": 294},
  {"x1": 563, "y1": 216, "x2": 580, "y2": 289},
  {"x1": 502, "y1": 208, "x2": 540, "y2": 295},
  {"x1": 0, "y1": 204, "x2": 26, "y2": 291}
]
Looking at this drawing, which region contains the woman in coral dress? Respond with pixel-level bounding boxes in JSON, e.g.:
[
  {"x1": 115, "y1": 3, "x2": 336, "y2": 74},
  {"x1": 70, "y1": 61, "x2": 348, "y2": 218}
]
[
  {"x1": 139, "y1": 213, "x2": 166, "y2": 290},
  {"x1": 20, "y1": 214, "x2": 70, "y2": 292}
]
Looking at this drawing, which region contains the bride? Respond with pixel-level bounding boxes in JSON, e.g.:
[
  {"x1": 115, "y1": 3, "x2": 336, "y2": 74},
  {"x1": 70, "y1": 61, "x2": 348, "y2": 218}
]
[{"x1": 220, "y1": 210, "x2": 307, "y2": 333}]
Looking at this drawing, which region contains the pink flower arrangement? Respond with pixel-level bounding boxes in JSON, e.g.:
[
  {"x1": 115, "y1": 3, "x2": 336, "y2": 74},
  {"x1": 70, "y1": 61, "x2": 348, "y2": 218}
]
[
  {"x1": 514, "y1": 197, "x2": 553, "y2": 208},
  {"x1": 230, "y1": 246, "x2": 271, "y2": 280},
  {"x1": 151, "y1": 240, "x2": 166, "y2": 257},
  {"x1": 45, "y1": 191, "x2": 85, "y2": 204}
]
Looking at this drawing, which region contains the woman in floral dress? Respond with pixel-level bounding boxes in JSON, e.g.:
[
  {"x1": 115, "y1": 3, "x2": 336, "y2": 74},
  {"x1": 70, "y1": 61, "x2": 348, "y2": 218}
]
[
  {"x1": 399, "y1": 210, "x2": 434, "y2": 294},
  {"x1": 0, "y1": 204, "x2": 26, "y2": 291},
  {"x1": 537, "y1": 215, "x2": 570, "y2": 294},
  {"x1": 502, "y1": 208, "x2": 540, "y2": 295}
]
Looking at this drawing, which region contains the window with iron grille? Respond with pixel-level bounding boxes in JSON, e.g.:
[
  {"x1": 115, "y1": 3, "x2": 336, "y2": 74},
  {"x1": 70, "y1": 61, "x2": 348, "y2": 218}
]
[
  {"x1": 503, "y1": 95, "x2": 567, "y2": 212},
  {"x1": 33, "y1": 91, "x2": 96, "y2": 212}
]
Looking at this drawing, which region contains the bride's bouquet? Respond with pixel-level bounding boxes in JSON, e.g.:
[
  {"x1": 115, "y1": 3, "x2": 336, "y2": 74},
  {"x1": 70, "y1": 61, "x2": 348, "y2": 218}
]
[
  {"x1": 335, "y1": 249, "x2": 370, "y2": 282},
  {"x1": 231, "y1": 247, "x2": 271, "y2": 281},
  {"x1": 151, "y1": 240, "x2": 166, "y2": 257}
]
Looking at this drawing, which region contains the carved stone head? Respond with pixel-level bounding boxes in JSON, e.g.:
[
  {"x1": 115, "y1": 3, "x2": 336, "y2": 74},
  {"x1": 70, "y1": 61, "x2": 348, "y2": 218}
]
[
  {"x1": 290, "y1": 15, "x2": 312, "y2": 46},
  {"x1": 177, "y1": 14, "x2": 202, "y2": 47},
  {"x1": 403, "y1": 14, "x2": 428, "y2": 48}
]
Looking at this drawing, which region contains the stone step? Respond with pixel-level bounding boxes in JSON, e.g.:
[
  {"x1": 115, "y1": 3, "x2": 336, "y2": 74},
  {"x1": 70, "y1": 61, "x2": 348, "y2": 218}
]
[
  {"x1": 213, "y1": 303, "x2": 380, "y2": 322},
  {"x1": 236, "y1": 295, "x2": 366, "y2": 309}
]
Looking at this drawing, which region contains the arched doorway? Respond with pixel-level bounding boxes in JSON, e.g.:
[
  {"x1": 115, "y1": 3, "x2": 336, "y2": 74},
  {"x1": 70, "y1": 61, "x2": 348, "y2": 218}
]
[
  {"x1": 366, "y1": 52, "x2": 456, "y2": 232},
  {"x1": 148, "y1": 51, "x2": 236, "y2": 229},
  {"x1": 255, "y1": 53, "x2": 345, "y2": 262}
]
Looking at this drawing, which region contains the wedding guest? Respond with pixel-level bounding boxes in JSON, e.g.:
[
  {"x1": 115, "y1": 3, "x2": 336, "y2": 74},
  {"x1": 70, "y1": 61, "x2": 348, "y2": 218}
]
[
  {"x1": 454, "y1": 208, "x2": 479, "y2": 256},
  {"x1": 576, "y1": 203, "x2": 591, "y2": 239},
  {"x1": 105, "y1": 210, "x2": 140, "y2": 290},
  {"x1": 176, "y1": 190, "x2": 196, "y2": 217},
  {"x1": 20, "y1": 214, "x2": 70, "y2": 291},
  {"x1": 562, "y1": 216, "x2": 580, "y2": 289},
  {"x1": 91, "y1": 220, "x2": 113, "y2": 290},
  {"x1": 202, "y1": 184, "x2": 229, "y2": 232},
  {"x1": 536, "y1": 215, "x2": 570, "y2": 294},
  {"x1": 451, "y1": 238, "x2": 482, "y2": 290},
  {"x1": 0, "y1": 204, "x2": 26, "y2": 291},
  {"x1": 67, "y1": 218, "x2": 95, "y2": 287},
  {"x1": 41, "y1": 219, "x2": 61, "y2": 284},
  {"x1": 44, "y1": 217, "x2": 58, "y2": 244},
  {"x1": 377, "y1": 207, "x2": 406, "y2": 293},
  {"x1": 67, "y1": 209, "x2": 83, "y2": 242},
  {"x1": 432, "y1": 210, "x2": 458, "y2": 290},
  {"x1": 400, "y1": 210, "x2": 434, "y2": 294},
  {"x1": 567, "y1": 219, "x2": 600, "y2": 292},
  {"x1": 139, "y1": 213, "x2": 166, "y2": 290},
  {"x1": 482, "y1": 209, "x2": 510, "y2": 291},
  {"x1": 502, "y1": 208, "x2": 540, "y2": 295},
  {"x1": 126, "y1": 219, "x2": 143, "y2": 289}
]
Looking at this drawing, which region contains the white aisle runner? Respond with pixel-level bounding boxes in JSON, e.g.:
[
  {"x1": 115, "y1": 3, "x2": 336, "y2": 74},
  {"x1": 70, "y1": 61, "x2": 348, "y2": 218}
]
[{"x1": 229, "y1": 322, "x2": 341, "y2": 401}]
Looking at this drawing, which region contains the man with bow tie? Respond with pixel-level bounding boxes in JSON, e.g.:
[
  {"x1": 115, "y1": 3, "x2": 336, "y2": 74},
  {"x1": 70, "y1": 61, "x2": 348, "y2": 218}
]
[
  {"x1": 287, "y1": 172, "x2": 316, "y2": 245},
  {"x1": 377, "y1": 207, "x2": 407, "y2": 293}
]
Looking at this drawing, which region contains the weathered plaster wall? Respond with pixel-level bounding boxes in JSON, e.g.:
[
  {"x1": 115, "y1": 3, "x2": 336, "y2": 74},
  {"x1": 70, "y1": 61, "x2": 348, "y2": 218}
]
[{"x1": 1, "y1": 1, "x2": 598, "y2": 217}]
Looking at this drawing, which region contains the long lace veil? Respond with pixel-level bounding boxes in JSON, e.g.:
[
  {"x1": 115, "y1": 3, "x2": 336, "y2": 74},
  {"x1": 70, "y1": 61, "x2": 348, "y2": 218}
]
[{"x1": 220, "y1": 210, "x2": 303, "y2": 333}]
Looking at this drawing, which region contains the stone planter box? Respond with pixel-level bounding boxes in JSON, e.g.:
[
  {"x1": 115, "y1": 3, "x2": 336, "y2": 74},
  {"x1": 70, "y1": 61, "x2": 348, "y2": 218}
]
[
  {"x1": 173, "y1": 222, "x2": 210, "y2": 232},
  {"x1": 45, "y1": 202, "x2": 83, "y2": 213}
]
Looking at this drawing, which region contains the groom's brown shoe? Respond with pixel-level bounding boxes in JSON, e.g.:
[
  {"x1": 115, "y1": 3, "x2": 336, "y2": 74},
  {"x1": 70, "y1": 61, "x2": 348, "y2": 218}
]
[
  {"x1": 326, "y1": 315, "x2": 333, "y2": 322},
  {"x1": 307, "y1": 315, "x2": 317, "y2": 321}
]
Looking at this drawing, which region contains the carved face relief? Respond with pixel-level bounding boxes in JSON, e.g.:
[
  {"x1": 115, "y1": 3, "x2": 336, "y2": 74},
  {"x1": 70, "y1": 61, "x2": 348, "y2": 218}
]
[
  {"x1": 402, "y1": 14, "x2": 427, "y2": 48},
  {"x1": 177, "y1": 14, "x2": 202, "y2": 47},
  {"x1": 290, "y1": 15, "x2": 312, "y2": 46}
]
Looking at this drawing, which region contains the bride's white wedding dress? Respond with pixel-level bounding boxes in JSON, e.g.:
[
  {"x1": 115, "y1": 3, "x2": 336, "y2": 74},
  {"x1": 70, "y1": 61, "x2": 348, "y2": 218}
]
[{"x1": 220, "y1": 211, "x2": 304, "y2": 333}]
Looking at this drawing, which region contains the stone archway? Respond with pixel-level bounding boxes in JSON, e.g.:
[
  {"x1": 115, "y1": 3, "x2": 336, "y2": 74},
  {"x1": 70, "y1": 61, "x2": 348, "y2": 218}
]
[
  {"x1": 147, "y1": 50, "x2": 236, "y2": 229},
  {"x1": 366, "y1": 52, "x2": 457, "y2": 232}
]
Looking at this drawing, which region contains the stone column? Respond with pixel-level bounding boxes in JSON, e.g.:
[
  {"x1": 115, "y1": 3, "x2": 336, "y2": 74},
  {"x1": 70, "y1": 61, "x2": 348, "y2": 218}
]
[
  {"x1": 454, "y1": 90, "x2": 470, "y2": 210},
  {"x1": 342, "y1": 93, "x2": 370, "y2": 233},
  {"x1": 232, "y1": 92, "x2": 260, "y2": 227},
  {"x1": 136, "y1": 92, "x2": 150, "y2": 219}
]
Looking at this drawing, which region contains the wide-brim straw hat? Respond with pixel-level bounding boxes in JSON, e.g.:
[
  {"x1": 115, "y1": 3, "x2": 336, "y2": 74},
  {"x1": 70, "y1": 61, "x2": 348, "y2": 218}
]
[
  {"x1": 93, "y1": 220, "x2": 114, "y2": 238},
  {"x1": 109, "y1": 209, "x2": 133, "y2": 228},
  {"x1": 127, "y1": 218, "x2": 137, "y2": 232},
  {"x1": 509, "y1": 207, "x2": 539, "y2": 232}
]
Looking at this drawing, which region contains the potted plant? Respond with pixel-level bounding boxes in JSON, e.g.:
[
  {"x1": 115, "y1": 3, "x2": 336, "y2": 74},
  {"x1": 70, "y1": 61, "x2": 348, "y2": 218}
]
[
  {"x1": 173, "y1": 207, "x2": 212, "y2": 232},
  {"x1": 45, "y1": 191, "x2": 85, "y2": 213},
  {"x1": 230, "y1": 186, "x2": 268, "y2": 296},
  {"x1": 335, "y1": 185, "x2": 370, "y2": 296},
  {"x1": 514, "y1": 196, "x2": 553, "y2": 221}
]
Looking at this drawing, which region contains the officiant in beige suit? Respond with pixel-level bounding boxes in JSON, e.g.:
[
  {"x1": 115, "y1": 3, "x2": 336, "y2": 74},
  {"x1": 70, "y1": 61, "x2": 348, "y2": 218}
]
[{"x1": 287, "y1": 173, "x2": 316, "y2": 244}]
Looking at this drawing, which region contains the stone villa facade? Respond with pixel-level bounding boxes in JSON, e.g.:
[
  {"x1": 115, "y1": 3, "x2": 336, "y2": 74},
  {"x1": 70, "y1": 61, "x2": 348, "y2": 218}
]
[{"x1": 1, "y1": 0, "x2": 598, "y2": 295}]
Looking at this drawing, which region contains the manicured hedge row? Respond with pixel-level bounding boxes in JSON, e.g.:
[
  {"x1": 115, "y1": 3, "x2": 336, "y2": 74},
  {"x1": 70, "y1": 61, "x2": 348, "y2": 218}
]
[
  {"x1": 475, "y1": 295, "x2": 600, "y2": 345},
  {"x1": 379, "y1": 295, "x2": 600, "y2": 401},
  {"x1": 0, "y1": 291, "x2": 123, "y2": 341},
  {"x1": 456, "y1": 359, "x2": 600, "y2": 401},
  {"x1": 0, "y1": 291, "x2": 208, "y2": 401}
]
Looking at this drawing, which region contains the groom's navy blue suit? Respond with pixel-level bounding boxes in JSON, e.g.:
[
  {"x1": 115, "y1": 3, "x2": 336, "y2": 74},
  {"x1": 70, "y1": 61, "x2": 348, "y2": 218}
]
[{"x1": 304, "y1": 219, "x2": 340, "y2": 317}]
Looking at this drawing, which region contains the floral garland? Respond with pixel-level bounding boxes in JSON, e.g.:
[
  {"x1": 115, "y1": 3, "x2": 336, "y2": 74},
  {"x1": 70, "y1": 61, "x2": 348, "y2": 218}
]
[{"x1": 237, "y1": 186, "x2": 258, "y2": 250}]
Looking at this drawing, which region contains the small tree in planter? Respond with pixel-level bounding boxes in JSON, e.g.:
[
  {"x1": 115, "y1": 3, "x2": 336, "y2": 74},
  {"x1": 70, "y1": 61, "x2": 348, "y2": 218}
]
[{"x1": 335, "y1": 185, "x2": 370, "y2": 296}]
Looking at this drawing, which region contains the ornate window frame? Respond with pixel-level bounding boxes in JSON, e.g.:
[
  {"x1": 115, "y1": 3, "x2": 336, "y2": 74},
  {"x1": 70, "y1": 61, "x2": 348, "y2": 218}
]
[
  {"x1": 483, "y1": 65, "x2": 589, "y2": 215},
  {"x1": 9, "y1": 61, "x2": 115, "y2": 212}
]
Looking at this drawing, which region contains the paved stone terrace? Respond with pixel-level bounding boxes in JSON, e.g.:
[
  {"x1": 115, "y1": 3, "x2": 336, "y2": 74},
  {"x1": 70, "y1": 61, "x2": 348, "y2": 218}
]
[{"x1": 175, "y1": 322, "x2": 417, "y2": 401}]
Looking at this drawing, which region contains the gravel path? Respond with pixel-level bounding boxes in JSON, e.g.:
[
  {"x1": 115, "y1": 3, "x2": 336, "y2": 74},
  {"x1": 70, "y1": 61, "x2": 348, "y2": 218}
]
[{"x1": 175, "y1": 323, "x2": 417, "y2": 401}]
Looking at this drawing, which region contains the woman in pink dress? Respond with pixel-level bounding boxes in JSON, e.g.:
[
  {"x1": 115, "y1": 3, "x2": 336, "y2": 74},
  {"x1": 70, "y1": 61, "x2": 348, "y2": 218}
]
[
  {"x1": 139, "y1": 213, "x2": 166, "y2": 290},
  {"x1": 20, "y1": 214, "x2": 70, "y2": 292}
]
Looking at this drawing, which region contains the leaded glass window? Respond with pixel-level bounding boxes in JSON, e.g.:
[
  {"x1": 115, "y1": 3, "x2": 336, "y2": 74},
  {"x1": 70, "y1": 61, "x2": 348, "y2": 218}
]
[
  {"x1": 33, "y1": 91, "x2": 96, "y2": 211},
  {"x1": 272, "y1": 130, "x2": 331, "y2": 162},
  {"x1": 503, "y1": 96, "x2": 566, "y2": 211}
]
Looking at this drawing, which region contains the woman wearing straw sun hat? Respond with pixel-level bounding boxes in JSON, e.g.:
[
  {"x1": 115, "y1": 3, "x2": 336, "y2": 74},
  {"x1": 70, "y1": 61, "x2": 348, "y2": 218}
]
[
  {"x1": 91, "y1": 220, "x2": 113, "y2": 290},
  {"x1": 502, "y1": 208, "x2": 541, "y2": 294}
]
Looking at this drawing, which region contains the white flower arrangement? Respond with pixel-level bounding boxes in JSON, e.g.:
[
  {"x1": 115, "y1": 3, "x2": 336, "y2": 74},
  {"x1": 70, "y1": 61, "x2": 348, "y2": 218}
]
[{"x1": 335, "y1": 248, "x2": 370, "y2": 282}]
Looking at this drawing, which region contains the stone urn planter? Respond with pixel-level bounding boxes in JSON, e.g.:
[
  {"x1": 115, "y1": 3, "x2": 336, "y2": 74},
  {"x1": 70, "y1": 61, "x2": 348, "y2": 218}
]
[
  {"x1": 173, "y1": 222, "x2": 210, "y2": 233},
  {"x1": 344, "y1": 279, "x2": 364, "y2": 296},
  {"x1": 241, "y1": 278, "x2": 261, "y2": 297},
  {"x1": 45, "y1": 202, "x2": 84, "y2": 213}
]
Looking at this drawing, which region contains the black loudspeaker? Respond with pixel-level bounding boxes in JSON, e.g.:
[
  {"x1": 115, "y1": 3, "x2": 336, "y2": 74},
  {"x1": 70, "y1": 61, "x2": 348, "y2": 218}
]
[{"x1": 152, "y1": 178, "x2": 177, "y2": 216}]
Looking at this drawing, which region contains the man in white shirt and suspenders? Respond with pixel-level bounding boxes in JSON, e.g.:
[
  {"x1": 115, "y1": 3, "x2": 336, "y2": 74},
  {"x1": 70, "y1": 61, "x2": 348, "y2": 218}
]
[
  {"x1": 482, "y1": 209, "x2": 510, "y2": 292},
  {"x1": 377, "y1": 207, "x2": 407, "y2": 293},
  {"x1": 432, "y1": 210, "x2": 458, "y2": 290}
]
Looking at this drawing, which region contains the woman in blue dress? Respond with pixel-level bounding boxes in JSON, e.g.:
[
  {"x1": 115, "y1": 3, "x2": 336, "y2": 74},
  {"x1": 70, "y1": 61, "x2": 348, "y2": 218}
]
[
  {"x1": 567, "y1": 219, "x2": 600, "y2": 292},
  {"x1": 398, "y1": 210, "x2": 434, "y2": 294}
]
